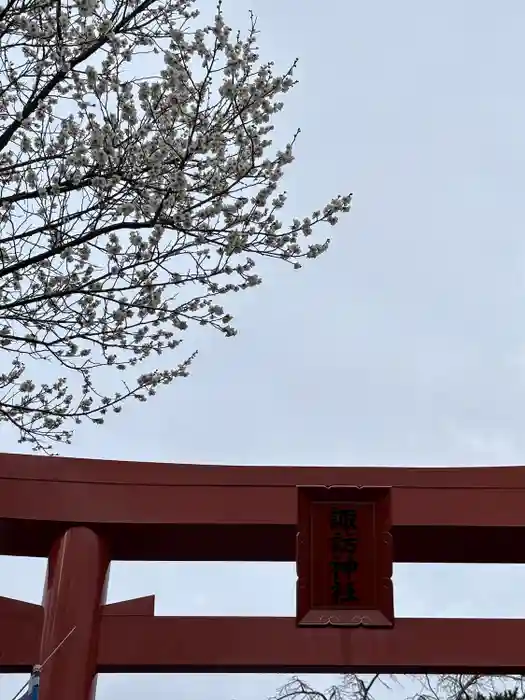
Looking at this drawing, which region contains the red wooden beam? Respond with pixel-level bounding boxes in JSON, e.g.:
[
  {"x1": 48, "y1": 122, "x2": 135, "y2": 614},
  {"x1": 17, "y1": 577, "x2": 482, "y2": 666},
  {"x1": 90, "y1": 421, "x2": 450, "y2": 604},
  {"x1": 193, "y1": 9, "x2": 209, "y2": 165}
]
[
  {"x1": 97, "y1": 616, "x2": 525, "y2": 674},
  {"x1": 4, "y1": 453, "x2": 525, "y2": 488},
  {"x1": 1, "y1": 453, "x2": 525, "y2": 562},
  {"x1": 0, "y1": 595, "x2": 156, "y2": 673},
  {"x1": 6, "y1": 608, "x2": 525, "y2": 675},
  {"x1": 0, "y1": 596, "x2": 42, "y2": 672}
]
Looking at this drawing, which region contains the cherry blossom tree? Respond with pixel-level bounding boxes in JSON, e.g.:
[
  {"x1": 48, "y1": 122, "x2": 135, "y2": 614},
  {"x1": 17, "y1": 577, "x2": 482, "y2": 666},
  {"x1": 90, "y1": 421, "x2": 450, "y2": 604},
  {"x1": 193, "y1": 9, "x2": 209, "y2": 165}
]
[
  {"x1": 274, "y1": 674, "x2": 525, "y2": 700},
  {"x1": 0, "y1": 0, "x2": 352, "y2": 450}
]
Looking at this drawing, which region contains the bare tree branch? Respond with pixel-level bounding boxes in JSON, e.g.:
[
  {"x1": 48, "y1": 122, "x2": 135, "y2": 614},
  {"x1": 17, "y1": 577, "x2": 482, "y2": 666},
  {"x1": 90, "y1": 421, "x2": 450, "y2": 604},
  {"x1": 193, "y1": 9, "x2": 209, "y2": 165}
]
[{"x1": 272, "y1": 674, "x2": 525, "y2": 700}]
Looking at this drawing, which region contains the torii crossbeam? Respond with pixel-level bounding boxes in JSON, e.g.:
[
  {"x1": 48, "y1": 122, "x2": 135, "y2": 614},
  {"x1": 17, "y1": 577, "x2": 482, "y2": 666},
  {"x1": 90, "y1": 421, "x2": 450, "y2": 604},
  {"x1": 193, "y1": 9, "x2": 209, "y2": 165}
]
[{"x1": 1, "y1": 453, "x2": 525, "y2": 700}]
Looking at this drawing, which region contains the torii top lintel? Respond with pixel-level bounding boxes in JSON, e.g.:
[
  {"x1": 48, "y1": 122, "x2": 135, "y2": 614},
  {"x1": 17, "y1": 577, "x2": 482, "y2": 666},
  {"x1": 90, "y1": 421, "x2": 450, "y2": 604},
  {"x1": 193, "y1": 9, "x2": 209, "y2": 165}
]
[{"x1": 1, "y1": 452, "x2": 525, "y2": 563}]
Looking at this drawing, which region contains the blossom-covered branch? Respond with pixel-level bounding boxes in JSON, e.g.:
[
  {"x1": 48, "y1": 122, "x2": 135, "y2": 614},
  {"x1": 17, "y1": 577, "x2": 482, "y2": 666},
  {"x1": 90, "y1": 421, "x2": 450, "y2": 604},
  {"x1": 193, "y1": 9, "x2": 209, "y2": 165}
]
[{"x1": 0, "y1": 0, "x2": 352, "y2": 450}]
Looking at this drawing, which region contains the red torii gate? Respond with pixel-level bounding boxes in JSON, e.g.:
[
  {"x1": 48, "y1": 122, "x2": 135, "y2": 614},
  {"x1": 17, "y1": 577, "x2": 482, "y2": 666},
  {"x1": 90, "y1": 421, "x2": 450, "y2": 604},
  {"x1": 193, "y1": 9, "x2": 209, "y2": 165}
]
[{"x1": 2, "y1": 453, "x2": 525, "y2": 700}]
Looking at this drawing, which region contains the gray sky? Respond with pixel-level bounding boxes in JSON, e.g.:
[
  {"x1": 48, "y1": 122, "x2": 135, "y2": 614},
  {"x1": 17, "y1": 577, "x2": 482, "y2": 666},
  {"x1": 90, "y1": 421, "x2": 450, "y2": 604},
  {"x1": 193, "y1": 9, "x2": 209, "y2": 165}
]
[{"x1": 3, "y1": 0, "x2": 525, "y2": 698}]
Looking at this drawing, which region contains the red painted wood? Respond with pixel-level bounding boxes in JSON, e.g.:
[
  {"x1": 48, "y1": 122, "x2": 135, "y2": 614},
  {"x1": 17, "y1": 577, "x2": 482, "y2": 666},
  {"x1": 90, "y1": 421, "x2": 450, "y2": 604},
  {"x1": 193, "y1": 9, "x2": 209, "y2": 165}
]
[
  {"x1": 0, "y1": 595, "x2": 155, "y2": 672},
  {"x1": 3, "y1": 521, "x2": 525, "y2": 563},
  {"x1": 5, "y1": 613, "x2": 525, "y2": 675},
  {"x1": 0, "y1": 597, "x2": 41, "y2": 672},
  {"x1": 2, "y1": 453, "x2": 525, "y2": 564},
  {"x1": 96, "y1": 616, "x2": 525, "y2": 674},
  {"x1": 38, "y1": 528, "x2": 110, "y2": 700},
  {"x1": 2, "y1": 452, "x2": 525, "y2": 680},
  {"x1": 2, "y1": 452, "x2": 525, "y2": 488},
  {"x1": 102, "y1": 596, "x2": 155, "y2": 616},
  {"x1": 296, "y1": 487, "x2": 393, "y2": 626}
]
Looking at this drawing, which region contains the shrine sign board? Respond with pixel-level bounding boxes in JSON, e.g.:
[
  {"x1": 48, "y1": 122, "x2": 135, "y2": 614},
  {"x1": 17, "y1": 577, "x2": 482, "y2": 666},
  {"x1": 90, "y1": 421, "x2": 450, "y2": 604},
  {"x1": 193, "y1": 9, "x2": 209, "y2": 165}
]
[{"x1": 296, "y1": 486, "x2": 394, "y2": 627}]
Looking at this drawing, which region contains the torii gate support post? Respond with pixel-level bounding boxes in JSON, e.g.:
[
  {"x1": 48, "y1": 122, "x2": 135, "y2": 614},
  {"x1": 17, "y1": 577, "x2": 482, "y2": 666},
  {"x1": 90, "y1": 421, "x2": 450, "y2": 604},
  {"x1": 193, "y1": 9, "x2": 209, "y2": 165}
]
[{"x1": 39, "y1": 527, "x2": 110, "y2": 700}]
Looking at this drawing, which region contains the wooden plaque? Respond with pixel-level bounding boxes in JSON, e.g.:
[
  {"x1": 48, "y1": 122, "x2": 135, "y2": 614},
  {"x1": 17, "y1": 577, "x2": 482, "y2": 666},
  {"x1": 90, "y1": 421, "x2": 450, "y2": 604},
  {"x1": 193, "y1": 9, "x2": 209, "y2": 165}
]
[{"x1": 296, "y1": 486, "x2": 394, "y2": 627}]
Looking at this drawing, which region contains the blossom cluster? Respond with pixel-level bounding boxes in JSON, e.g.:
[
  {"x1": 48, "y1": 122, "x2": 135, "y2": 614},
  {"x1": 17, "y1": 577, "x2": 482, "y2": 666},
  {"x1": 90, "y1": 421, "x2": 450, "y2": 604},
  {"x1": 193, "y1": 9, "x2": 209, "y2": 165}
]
[{"x1": 0, "y1": 0, "x2": 352, "y2": 450}]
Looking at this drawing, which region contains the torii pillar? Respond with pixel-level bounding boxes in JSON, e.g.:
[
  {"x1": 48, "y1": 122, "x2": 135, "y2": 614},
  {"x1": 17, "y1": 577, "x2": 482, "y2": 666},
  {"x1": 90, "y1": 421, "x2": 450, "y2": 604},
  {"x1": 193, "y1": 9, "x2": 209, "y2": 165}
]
[{"x1": 39, "y1": 527, "x2": 110, "y2": 700}]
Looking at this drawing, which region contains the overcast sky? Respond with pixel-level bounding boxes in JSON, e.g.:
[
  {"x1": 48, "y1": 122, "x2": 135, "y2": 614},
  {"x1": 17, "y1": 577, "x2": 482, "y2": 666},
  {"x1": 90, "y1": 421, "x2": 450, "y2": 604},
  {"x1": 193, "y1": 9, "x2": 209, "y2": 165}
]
[{"x1": 3, "y1": 0, "x2": 525, "y2": 698}]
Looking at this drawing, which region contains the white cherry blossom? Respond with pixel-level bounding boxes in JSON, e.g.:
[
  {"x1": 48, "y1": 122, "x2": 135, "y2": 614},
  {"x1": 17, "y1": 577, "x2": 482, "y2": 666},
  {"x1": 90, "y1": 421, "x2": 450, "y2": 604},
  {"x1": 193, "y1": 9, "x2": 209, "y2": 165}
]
[{"x1": 0, "y1": 0, "x2": 352, "y2": 451}]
